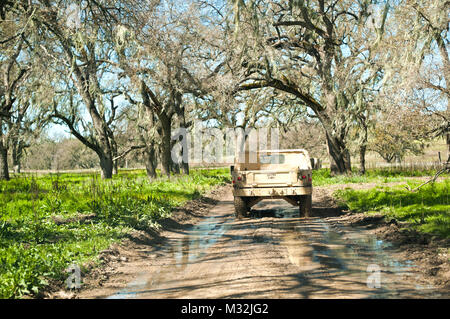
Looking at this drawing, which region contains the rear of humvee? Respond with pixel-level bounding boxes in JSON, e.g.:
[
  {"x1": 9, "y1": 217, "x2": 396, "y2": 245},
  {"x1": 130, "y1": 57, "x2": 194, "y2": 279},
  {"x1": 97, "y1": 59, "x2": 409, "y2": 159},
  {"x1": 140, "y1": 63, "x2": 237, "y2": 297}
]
[{"x1": 231, "y1": 149, "x2": 312, "y2": 218}]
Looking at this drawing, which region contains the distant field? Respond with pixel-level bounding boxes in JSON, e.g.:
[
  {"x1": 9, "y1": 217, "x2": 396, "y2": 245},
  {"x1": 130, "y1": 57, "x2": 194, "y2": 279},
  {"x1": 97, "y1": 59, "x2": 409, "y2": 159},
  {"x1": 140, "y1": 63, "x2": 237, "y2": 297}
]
[
  {"x1": 312, "y1": 167, "x2": 449, "y2": 187},
  {"x1": 318, "y1": 139, "x2": 448, "y2": 169}
]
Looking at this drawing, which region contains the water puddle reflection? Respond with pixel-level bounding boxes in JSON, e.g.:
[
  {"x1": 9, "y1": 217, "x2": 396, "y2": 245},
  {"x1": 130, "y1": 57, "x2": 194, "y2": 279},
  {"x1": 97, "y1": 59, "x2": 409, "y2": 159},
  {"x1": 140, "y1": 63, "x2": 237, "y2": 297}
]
[
  {"x1": 282, "y1": 218, "x2": 438, "y2": 297},
  {"x1": 172, "y1": 214, "x2": 232, "y2": 267},
  {"x1": 107, "y1": 273, "x2": 148, "y2": 299}
]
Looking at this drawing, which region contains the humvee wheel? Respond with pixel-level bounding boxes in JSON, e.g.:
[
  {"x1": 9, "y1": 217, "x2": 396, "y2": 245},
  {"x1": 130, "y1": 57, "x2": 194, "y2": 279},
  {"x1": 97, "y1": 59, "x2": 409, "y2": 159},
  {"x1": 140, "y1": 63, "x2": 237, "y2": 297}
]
[
  {"x1": 299, "y1": 195, "x2": 312, "y2": 218},
  {"x1": 234, "y1": 196, "x2": 248, "y2": 219}
]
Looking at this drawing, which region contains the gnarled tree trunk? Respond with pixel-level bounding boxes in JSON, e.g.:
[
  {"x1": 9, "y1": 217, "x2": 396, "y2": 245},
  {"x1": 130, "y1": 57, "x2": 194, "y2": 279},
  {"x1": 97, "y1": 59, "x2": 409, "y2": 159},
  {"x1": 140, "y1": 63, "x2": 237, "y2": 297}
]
[
  {"x1": 325, "y1": 133, "x2": 352, "y2": 175},
  {"x1": 0, "y1": 140, "x2": 9, "y2": 181},
  {"x1": 160, "y1": 117, "x2": 172, "y2": 178},
  {"x1": 0, "y1": 119, "x2": 9, "y2": 180},
  {"x1": 447, "y1": 131, "x2": 450, "y2": 163},
  {"x1": 99, "y1": 153, "x2": 113, "y2": 179},
  {"x1": 11, "y1": 142, "x2": 21, "y2": 174},
  {"x1": 317, "y1": 99, "x2": 352, "y2": 175},
  {"x1": 359, "y1": 145, "x2": 367, "y2": 175},
  {"x1": 144, "y1": 144, "x2": 158, "y2": 180}
]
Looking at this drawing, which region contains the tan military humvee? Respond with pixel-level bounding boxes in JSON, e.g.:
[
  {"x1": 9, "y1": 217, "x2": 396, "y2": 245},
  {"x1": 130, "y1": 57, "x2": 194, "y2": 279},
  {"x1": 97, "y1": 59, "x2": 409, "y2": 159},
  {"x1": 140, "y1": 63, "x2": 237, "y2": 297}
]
[{"x1": 231, "y1": 149, "x2": 313, "y2": 219}]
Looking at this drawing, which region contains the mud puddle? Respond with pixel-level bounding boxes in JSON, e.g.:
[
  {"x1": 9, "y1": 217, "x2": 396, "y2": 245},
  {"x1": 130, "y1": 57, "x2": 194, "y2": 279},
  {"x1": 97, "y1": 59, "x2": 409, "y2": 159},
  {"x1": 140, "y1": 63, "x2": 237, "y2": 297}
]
[
  {"x1": 279, "y1": 216, "x2": 439, "y2": 298},
  {"x1": 106, "y1": 198, "x2": 444, "y2": 299},
  {"x1": 251, "y1": 199, "x2": 441, "y2": 298},
  {"x1": 107, "y1": 208, "x2": 235, "y2": 299},
  {"x1": 172, "y1": 213, "x2": 233, "y2": 266}
]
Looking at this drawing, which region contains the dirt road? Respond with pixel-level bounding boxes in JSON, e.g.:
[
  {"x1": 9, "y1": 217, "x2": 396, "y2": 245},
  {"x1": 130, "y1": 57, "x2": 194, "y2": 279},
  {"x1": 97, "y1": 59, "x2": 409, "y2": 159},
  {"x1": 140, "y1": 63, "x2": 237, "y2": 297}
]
[{"x1": 75, "y1": 186, "x2": 449, "y2": 299}]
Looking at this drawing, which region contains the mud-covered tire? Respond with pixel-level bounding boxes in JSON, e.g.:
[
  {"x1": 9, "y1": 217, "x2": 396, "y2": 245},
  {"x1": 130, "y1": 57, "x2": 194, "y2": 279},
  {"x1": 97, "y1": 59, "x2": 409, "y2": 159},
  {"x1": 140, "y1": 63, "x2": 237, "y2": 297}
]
[
  {"x1": 234, "y1": 196, "x2": 248, "y2": 219},
  {"x1": 299, "y1": 195, "x2": 312, "y2": 218}
]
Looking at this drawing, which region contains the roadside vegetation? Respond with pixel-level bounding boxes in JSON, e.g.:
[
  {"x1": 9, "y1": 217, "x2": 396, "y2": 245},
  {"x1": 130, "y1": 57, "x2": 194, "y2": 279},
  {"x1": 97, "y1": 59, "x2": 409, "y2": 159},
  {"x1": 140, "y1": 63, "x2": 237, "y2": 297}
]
[
  {"x1": 312, "y1": 167, "x2": 448, "y2": 186},
  {"x1": 326, "y1": 170, "x2": 450, "y2": 238},
  {"x1": 0, "y1": 168, "x2": 230, "y2": 299}
]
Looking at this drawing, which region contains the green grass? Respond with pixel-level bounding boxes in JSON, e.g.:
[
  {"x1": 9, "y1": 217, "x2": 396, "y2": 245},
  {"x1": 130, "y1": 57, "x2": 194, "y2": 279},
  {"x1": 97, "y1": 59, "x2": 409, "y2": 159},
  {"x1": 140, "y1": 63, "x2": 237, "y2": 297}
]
[
  {"x1": 0, "y1": 168, "x2": 230, "y2": 299},
  {"x1": 334, "y1": 179, "x2": 450, "y2": 238},
  {"x1": 312, "y1": 168, "x2": 449, "y2": 186}
]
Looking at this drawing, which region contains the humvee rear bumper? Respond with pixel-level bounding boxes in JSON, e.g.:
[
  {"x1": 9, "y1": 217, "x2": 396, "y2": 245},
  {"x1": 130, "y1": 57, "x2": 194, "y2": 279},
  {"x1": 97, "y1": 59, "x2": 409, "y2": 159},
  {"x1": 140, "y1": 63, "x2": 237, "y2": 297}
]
[{"x1": 233, "y1": 186, "x2": 312, "y2": 197}]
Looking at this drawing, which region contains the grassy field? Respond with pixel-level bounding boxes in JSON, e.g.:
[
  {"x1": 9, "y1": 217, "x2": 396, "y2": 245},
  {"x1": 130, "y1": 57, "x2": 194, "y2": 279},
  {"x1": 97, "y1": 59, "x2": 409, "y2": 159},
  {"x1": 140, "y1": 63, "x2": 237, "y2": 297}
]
[
  {"x1": 334, "y1": 180, "x2": 450, "y2": 238},
  {"x1": 312, "y1": 167, "x2": 448, "y2": 186},
  {"x1": 0, "y1": 168, "x2": 230, "y2": 299},
  {"x1": 313, "y1": 167, "x2": 450, "y2": 239}
]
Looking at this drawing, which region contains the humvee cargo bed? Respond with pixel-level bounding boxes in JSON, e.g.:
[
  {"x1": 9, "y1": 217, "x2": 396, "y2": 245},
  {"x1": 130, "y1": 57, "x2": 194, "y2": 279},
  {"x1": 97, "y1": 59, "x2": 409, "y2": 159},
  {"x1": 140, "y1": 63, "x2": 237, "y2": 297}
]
[{"x1": 231, "y1": 149, "x2": 313, "y2": 219}]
